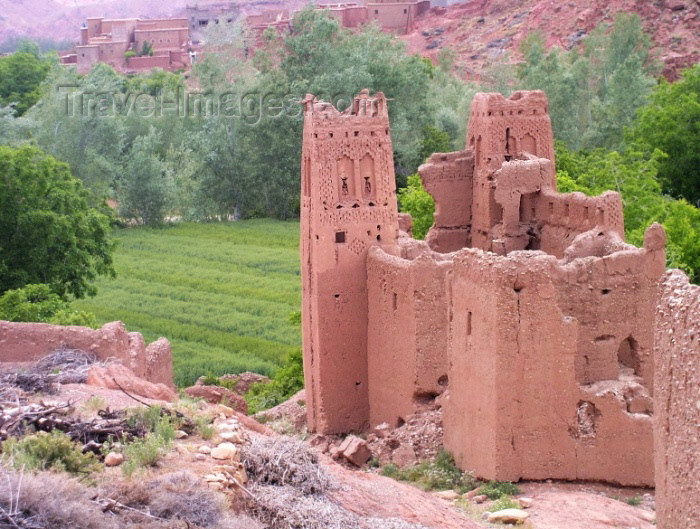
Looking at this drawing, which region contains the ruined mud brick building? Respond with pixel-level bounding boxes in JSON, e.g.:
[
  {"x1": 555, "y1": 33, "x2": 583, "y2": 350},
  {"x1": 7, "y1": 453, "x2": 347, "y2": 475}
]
[
  {"x1": 60, "y1": 17, "x2": 191, "y2": 74},
  {"x1": 301, "y1": 89, "x2": 669, "y2": 487}
]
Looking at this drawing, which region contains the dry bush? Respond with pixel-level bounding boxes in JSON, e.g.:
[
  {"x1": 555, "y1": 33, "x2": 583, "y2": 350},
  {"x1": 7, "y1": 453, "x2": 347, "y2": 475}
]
[
  {"x1": 248, "y1": 484, "x2": 357, "y2": 529},
  {"x1": 249, "y1": 484, "x2": 430, "y2": 529},
  {"x1": 0, "y1": 469, "x2": 120, "y2": 529},
  {"x1": 140, "y1": 472, "x2": 224, "y2": 526},
  {"x1": 0, "y1": 469, "x2": 261, "y2": 529},
  {"x1": 242, "y1": 436, "x2": 332, "y2": 495}
]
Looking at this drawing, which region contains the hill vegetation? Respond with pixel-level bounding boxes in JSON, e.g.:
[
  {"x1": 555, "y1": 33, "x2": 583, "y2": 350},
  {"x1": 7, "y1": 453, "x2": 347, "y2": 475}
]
[{"x1": 73, "y1": 221, "x2": 301, "y2": 387}]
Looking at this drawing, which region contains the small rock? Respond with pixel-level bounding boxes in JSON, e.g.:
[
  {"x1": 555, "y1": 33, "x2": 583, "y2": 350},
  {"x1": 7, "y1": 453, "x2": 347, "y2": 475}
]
[
  {"x1": 391, "y1": 443, "x2": 417, "y2": 467},
  {"x1": 374, "y1": 423, "x2": 390, "y2": 438},
  {"x1": 216, "y1": 404, "x2": 234, "y2": 417},
  {"x1": 174, "y1": 430, "x2": 188, "y2": 439},
  {"x1": 487, "y1": 509, "x2": 529, "y2": 525},
  {"x1": 434, "y1": 490, "x2": 460, "y2": 501},
  {"x1": 194, "y1": 453, "x2": 207, "y2": 461},
  {"x1": 518, "y1": 497, "x2": 534, "y2": 509},
  {"x1": 338, "y1": 435, "x2": 372, "y2": 467},
  {"x1": 465, "y1": 487, "x2": 482, "y2": 499},
  {"x1": 105, "y1": 452, "x2": 124, "y2": 467},
  {"x1": 482, "y1": 511, "x2": 492, "y2": 521},
  {"x1": 473, "y1": 494, "x2": 488, "y2": 504},
  {"x1": 639, "y1": 511, "x2": 656, "y2": 522},
  {"x1": 219, "y1": 431, "x2": 243, "y2": 443},
  {"x1": 198, "y1": 445, "x2": 212, "y2": 454},
  {"x1": 211, "y1": 442, "x2": 238, "y2": 461}
]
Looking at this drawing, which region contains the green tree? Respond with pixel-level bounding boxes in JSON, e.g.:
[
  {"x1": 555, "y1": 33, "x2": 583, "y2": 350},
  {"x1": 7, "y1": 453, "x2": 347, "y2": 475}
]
[
  {"x1": 0, "y1": 145, "x2": 115, "y2": 297},
  {"x1": 397, "y1": 174, "x2": 435, "y2": 240},
  {"x1": 118, "y1": 127, "x2": 173, "y2": 225},
  {"x1": 0, "y1": 51, "x2": 50, "y2": 115},
  {"x1": 555, "y1": 142, "x2": 700, "y2": 282},
  {"x1": 419, "y1": 126, "x2": 452, "y2": 164},
  {"x1": 627, "y1": 63, "x2": 700, "y2": 205}
]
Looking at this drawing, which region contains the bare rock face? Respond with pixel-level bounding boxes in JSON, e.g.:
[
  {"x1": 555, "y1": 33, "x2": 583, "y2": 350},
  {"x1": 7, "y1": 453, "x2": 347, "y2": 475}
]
[
  {"x1": 86, "y1": 363, "x2": 177, "y2": 402},
  {"x1": 184, "y1": 385, "x2": 249, "y2": 414},
  {"x1": 338, "y1": 435, "x2": 371, "y2": 467}
]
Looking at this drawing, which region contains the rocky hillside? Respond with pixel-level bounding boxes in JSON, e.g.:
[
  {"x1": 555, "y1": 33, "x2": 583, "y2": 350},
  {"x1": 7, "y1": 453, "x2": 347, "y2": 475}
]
[
  {"x1": 2, "y1": 0, "x2": 698, "y2": 80},
  {"x1": 403, "y1": 0, "x2": 699, "y2": 80}
]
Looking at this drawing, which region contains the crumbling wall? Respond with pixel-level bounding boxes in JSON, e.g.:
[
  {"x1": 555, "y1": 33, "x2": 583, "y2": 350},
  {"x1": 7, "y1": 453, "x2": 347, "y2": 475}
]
[
  {"x1": 367, "y1": 245, "x2": 451, "y2": 428},
  {"x1": 654, "y1": 270, "x2": 700, "y2": 529},
  {"x1": 443, "y1": 227, "x2": 664, "y2": 486},
  {"x1": 0, "y1": 320, "x2": 174, "y2": 388},
  {"x1": 419, "y1": 150, "x2": 474, "y2": 253}
]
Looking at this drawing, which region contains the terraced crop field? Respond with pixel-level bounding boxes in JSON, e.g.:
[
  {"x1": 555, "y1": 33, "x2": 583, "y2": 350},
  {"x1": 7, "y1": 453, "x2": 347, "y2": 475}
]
[{"x1": 74, "y1": 220, "x2": 301, "y2": 387}]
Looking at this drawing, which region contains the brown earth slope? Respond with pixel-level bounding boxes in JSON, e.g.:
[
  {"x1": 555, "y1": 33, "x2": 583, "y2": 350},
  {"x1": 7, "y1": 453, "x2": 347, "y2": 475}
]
[{"x1": 403, "y1": 0, "x2": 699, "y2": 80}]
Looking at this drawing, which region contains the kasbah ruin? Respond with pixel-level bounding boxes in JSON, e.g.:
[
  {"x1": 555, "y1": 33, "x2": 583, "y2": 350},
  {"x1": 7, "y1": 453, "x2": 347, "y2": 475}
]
[{"x1": 300, "y1": 88, "x2": 699, "y2": 528}]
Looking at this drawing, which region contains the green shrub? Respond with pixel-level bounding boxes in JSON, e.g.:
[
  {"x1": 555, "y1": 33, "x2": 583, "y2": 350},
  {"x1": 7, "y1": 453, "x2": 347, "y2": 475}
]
[
  {"x1": 245, "y1": 348, "x2": 304, "y2": 414},
  {"x1": 626, "y1": 495, "x2": 642, "y2": 506},
  {"x1": 121, "y1": 406, "x2": 178, "y2": 476},
  {"x1": 397, "y1": 174, "x2": 435, "y2": 240},
  {"x1": 194, "y1": 415, "x2": 215, "y2": 440},
  {"x1": 200, "y1": 373, "x2": 239, "y2": 391},
  {"x1": 124, "y1": 50, "x2": 136, "y2": 59},
  {"x1": 0, "y1": 283, "x2": 97, "y2": 327},
  {"x1": 121, "y1": 433, "x2": 169, "y2": 477},
  {"x1": 380, "y1": 451, "x2": 477, "y2": 493},
  {"x1": 480, "y1": 480, "x2": 521, "y2": 500},
  {"x1": 2, "y1": 431, "x2": 101, "y2": 475},
  {"x1": 381, "y1": 463, "x2": 400, "y2": 479},
  {"x1": 491, "y1": 495, "x2": 520, "y2": 511}
]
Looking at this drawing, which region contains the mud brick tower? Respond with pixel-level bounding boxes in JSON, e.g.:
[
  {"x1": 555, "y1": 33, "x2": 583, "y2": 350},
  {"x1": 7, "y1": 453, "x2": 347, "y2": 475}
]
[{"x1": 300, "y1": 90, "x2": 400, "y2": 434}]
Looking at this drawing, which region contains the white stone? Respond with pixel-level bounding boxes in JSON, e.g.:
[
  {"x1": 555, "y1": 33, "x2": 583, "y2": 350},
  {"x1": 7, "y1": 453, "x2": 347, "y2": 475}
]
[
  {"x1": 487, "y1": 509, "x2": 529, "y2": 525},
  {"x1": 105, "y1": 452, "x2": 124, "y2": 467},
  {"x1": 434, "y1": 490, "x2": 460, "y2": 501},
  {"x1": 211, "y1": 442, "x2": 238, "y2": 460}
]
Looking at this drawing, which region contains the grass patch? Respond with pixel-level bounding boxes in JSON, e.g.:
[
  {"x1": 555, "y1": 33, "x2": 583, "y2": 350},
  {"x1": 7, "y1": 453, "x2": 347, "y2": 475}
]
[
  {"x1": 490, "y1": 495, "x2": 520, "y2": 511},
  {"x1": 380, "y1": 451, "x2": 477, "y2": 493},
  {"x1": 626, "y1": 495, "x2": 642, "y2": 506},
  {"x1": 73, "y1": 220, "x2": 302, "y2": 387},
  {"x1": 480, "y1": 480, "x2": 521, "y2": 500}
]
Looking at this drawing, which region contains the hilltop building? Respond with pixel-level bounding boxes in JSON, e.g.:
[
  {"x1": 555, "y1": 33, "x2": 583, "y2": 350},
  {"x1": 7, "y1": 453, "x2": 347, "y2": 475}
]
[{"x1": 60, "y1": 17, "x2": 191, "y2": 74}]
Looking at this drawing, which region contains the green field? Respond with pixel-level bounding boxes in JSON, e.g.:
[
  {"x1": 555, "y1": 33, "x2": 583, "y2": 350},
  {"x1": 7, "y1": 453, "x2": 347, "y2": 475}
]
[{"x1": 74, "y1": 220, "x2": 301, "y2": 387}]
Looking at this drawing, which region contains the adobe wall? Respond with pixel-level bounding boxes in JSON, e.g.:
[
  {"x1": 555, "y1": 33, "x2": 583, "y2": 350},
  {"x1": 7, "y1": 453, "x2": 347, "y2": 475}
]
[
  {"x1": 127, "y1": 55, "x2": 172, "y2": 71},
  {"x1": 419, "y1": 150, "x2": 474, "y2": 253},
  {"x1": 467, "y1": 91, "x2": 554, "y2": 172},
  {"x1": 367, "y1": 3, "x2": 415, "y2": 34},
  {"x1": 109, "y1": 19, "x2": 138, "y2": 42},
  {"x1": 366, "y1": 245, "x2": 451, "y2": 427},
  {"x1": 444, "y1": 226, "x2": 664, "y2": 486},
  {"x1": 136, "y1": 18, "x2": 189, "y2": 30},
  {"x1": 323, "y1": 5, "x2": 369, "y2": 28},
  {"x1": 135, "y1": 28, "x2": 189, "y2": 52},
  {"x1": 0, "y1": 320, "x2": 174, "y2": 388},
  {"x1": 654, "y1": 270, "x2": 700, "y2": 529},
  {"x1": 76, "y1": 45, "x2": 100, "y2": 74},
  {"x1": 301, "y1": 91, "x2": 400, "y2": 434}
]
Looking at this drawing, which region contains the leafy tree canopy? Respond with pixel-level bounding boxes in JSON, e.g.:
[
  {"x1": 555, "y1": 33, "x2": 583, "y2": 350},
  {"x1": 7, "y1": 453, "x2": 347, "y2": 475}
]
[
  {"x1": 0, "y1": 145, "x2": 115, "y2": 298},
  {"x1": 0, "y1": 50, "x2": 50, "y2": 115},
  {"x1": 626, "y1": 63, "x2": 700, "y2": 205}
]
